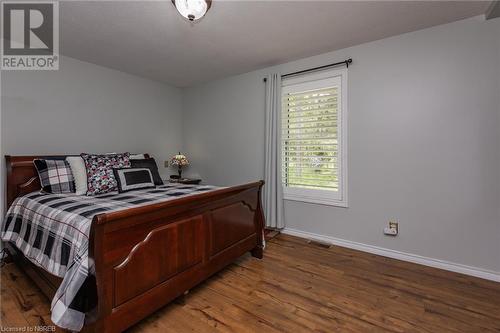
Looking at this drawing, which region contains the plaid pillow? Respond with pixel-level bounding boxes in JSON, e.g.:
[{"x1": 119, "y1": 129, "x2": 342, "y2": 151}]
[
  {"x1": 34, "y1": 159, "x2": 76, "y2": 194},
  {"x1": 81, "y1": 153, "x2": 131, "y2": 196}
]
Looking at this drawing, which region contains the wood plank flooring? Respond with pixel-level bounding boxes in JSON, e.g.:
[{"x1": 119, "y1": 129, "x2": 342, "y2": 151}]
[{"x1": 1, "y1": 234, "x2": 500, "y2": 332}]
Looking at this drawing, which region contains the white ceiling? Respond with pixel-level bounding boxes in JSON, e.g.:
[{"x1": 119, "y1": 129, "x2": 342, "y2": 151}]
[{"x1": 60, "y1": 1, "x2": 492, "y2": 87}]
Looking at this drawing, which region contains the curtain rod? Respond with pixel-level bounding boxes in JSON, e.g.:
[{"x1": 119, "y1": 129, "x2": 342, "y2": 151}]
[{"x1": 263, "y1": 58, "x2": 352, "y2": 82}]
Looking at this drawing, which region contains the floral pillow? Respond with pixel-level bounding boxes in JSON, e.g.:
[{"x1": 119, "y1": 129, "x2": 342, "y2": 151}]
[{"x1": 81, "y1": 153, "x2": 131, "y2": 195}]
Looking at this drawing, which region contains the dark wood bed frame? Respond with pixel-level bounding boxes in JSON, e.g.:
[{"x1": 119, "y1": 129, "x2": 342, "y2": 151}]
[{"x1": 5, "y1": 155, "x2": 265, "y2": 332}]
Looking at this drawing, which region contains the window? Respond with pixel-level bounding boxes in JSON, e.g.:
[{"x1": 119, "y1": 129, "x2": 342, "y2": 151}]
[{"x1": 281, "y1": 68, "x2": 347, "y2": 207}]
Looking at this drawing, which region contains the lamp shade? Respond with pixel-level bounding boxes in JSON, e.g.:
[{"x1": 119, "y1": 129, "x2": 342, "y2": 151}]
[
  {"x1": 171, "y1": 153, "x2": 189, "y2": 167},
  {"x1": 172, "y1": 0, "x2": 212, "y2": 22}
]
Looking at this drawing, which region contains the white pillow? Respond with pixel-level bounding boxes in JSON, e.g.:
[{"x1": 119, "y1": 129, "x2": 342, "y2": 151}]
[{"x1": 66, "y1": 156, "x2": 88, "y2": 195}]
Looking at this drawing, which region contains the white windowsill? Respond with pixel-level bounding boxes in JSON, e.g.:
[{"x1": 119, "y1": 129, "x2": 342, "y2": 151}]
[{"x1": 284, "y1": 193, "x2": 348, "y2": 208}]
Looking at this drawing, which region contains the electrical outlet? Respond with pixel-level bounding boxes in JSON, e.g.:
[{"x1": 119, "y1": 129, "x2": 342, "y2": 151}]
[
  {"x1": 384, "y1": 221, "x2": 398, "y2": 236},
  {"x1": 389, "y1": 221, "x2": 398, "y2": 232},
  {"x1": 164, "y1": 160, "x2": 169, "y2": 168}
]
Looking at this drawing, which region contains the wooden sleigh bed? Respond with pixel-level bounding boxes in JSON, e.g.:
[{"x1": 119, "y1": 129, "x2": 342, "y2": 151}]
[{"x1": 4, "y1": 155, "x2": 265, "y2": 332}]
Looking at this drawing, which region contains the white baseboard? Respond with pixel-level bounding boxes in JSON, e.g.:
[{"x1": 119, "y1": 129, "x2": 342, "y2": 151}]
[{"x1": 282, "y1": 228, "x2": 500, "y2": 282}]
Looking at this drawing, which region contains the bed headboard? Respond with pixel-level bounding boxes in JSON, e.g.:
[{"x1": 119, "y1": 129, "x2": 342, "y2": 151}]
[{"x1": 5, "y1": 154, "x2": 150, "y2": 208}]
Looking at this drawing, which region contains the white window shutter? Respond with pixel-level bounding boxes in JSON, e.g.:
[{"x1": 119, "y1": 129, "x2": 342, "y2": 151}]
[{"x1": 281, "y1": 69, "x2": 348, "y2": 207}]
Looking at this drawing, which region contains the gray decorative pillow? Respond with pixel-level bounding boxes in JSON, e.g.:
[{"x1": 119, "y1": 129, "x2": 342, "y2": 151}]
[
  {"x1": 81, "y1": 153, "x2": 131, "y2": 196},
  {"x1": 113, "y1": 168, "x2": 155, "y2": 193}
]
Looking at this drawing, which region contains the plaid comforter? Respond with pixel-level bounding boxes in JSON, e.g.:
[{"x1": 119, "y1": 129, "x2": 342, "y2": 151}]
[{"x1": 1, "y1": 183, "x2": 219, "y2": 331}]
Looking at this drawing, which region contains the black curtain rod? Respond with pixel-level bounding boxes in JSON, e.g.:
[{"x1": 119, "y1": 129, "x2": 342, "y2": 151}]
[{"x1": 263, "y1": 58, "x2": 352, "y2": 82}]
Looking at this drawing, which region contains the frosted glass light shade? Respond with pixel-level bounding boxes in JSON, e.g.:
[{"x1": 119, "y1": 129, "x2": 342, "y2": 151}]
[{"x1": 172, "y1": 0, "x2": 211, "y2": 21}]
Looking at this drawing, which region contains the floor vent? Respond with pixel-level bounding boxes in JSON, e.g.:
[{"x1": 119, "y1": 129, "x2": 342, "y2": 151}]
[
  {"x1": 307, "y1": 239, "x2": 332, "y2": 249},
  {"x1": 265, "y1": 230, "x2": 280, "y2": 240}
]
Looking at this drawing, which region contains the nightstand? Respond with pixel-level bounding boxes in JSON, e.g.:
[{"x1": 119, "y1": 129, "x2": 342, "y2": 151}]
[{"x1": 169, "y1": 178, "x2": 202, "y2": 185}]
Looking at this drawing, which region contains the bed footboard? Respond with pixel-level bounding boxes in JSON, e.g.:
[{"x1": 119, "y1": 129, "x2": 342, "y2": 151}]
[{"x1": 88, "y1": 181, "x2": 265, "y2": 333}]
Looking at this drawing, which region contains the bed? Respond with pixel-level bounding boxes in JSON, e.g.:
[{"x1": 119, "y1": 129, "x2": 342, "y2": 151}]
[{"x1": 3, "y1": 155, "x2": 265, "y2": 332}]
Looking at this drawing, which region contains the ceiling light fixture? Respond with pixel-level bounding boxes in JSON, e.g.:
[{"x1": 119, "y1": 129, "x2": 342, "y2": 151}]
[{"x1": 171, "y1": 0, "x2": 212, "y2": 22}]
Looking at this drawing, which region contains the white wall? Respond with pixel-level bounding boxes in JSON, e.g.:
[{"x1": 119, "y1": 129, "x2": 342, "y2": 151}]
[
  {"x1": 183, "y1": 16, "x2": 500, "y2": 273},
  {"x1": 1, "y1": 56, "x2": 183, "y2": 179}
]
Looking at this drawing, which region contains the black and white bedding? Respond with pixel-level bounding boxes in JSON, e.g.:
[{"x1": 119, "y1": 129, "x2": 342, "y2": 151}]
[{"x1": 1, "y1": 183, "x2": 219, "y2": 331}]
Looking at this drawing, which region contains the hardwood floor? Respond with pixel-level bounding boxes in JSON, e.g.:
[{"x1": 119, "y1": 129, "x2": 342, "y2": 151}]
[{"x1": 1, "y1": 234, "x2": 500, "y2": 332}]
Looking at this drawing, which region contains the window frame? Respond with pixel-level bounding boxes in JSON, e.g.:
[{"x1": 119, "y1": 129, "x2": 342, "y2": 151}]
[{"x1": 281, "y1": 67, "x2": 348, "y2": 208}]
